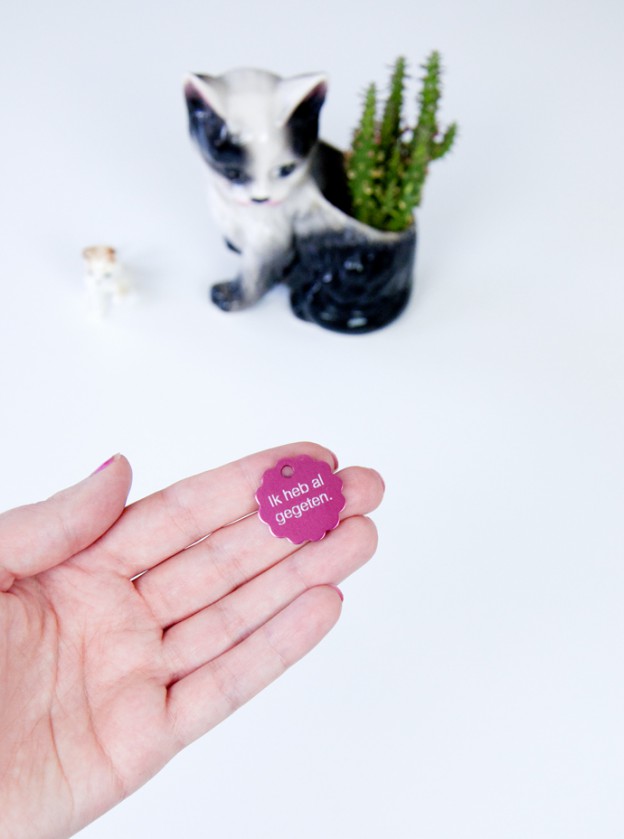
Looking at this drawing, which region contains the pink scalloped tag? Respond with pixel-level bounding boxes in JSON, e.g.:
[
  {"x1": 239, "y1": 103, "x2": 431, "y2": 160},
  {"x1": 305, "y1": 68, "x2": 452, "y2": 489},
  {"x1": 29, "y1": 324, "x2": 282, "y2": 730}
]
[{"x1": 256, "y1": 455, "x2": 345, "y2": 544}]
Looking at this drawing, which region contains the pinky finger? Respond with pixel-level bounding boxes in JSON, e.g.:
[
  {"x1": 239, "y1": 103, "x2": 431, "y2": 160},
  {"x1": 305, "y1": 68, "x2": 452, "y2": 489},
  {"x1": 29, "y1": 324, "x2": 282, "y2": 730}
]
[{"x1": 166, "y1": 586, "x2": 343, "y2": 748}]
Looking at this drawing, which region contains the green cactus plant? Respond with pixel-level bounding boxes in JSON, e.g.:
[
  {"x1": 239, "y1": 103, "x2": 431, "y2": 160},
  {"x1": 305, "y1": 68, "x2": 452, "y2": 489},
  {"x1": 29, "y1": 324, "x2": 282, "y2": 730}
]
[
  {"x1": 345, "y1": 52, "x2": 457, "y2": 233},
  {"x1": 346, "y1": 83, "x2": 378, "y2": 227}
]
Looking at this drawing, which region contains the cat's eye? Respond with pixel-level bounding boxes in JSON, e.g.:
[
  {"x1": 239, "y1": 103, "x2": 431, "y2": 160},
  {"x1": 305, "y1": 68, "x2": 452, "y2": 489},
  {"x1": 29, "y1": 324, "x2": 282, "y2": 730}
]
[
  {"x1": 277, "y1": 163, "x2": 297, "y2": 178},
  {"x1": 222, "y1": 166, "x2": 248, "y2": 184}
]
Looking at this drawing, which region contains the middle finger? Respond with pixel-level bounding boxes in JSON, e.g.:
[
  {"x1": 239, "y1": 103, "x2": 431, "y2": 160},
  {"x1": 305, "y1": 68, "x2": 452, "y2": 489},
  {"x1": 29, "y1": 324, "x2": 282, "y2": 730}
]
[{"x1": 135, "y1": 466, "x2": 384, "y2": 627}]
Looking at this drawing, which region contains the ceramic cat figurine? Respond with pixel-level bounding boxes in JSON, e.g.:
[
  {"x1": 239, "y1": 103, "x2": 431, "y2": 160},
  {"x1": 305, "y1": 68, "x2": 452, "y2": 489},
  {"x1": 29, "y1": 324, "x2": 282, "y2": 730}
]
[{"x1": 184, "y1": 68, "x2": 354, "y2": 311}]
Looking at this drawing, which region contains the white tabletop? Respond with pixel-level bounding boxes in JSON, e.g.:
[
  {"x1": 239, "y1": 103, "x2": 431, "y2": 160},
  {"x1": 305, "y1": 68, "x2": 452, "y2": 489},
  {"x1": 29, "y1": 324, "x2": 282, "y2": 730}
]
[{"x1": 1, "y1": 0, "x2": 623, "y2": 837}]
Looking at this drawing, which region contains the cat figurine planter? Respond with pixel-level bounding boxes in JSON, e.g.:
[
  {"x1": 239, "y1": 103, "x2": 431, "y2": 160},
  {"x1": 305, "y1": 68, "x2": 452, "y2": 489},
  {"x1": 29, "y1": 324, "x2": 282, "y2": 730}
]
[{"x1": 184, "y1": 67, "x2": 415, "y2": 333}]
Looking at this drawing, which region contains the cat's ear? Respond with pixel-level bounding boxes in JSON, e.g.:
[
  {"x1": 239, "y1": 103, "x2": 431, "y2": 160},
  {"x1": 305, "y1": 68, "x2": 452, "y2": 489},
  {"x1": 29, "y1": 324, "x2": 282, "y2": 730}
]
[
  {"x1": 184, "y1": 73, "x2": 245, "y2": 171},
  {"x1": 278, "y1": 73, "x2": 328, "y2": 158},
  {"x1": 277, "y1": 73, "x2": 328, "y2": 124},
  {"x1": 183, "y1": 73, "x2": 226, "y2": 121}
]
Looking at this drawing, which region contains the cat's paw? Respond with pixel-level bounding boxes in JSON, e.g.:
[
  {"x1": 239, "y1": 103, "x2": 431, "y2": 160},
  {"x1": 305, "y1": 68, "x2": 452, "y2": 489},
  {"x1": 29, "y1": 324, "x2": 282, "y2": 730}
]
[{"x1": 210, "y1": 280, "x2": 245, "y2": 311}]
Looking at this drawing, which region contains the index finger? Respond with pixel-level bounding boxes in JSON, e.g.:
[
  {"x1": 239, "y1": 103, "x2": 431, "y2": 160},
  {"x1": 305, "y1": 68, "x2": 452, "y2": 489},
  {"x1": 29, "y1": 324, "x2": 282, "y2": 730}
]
[{"x1": 95, "y1": 442, "x2": 338, "y2": 578}]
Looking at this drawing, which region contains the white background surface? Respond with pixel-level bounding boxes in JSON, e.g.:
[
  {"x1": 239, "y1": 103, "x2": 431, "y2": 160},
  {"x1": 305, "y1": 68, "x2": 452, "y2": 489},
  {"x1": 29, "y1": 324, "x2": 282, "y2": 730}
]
[{"x1": 1, "y1": 0, "x2": 623, "y2": 836}]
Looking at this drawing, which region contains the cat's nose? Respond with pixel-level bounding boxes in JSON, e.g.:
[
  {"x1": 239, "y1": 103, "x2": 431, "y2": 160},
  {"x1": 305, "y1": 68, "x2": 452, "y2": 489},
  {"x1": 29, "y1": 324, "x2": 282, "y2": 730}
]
[{"x1": 251, "y1": 196, "x2": 270, "y2": 204}]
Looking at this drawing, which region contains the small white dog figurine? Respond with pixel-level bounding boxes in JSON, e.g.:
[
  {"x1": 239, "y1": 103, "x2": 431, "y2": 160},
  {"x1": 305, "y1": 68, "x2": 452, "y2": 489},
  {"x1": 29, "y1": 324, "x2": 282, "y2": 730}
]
[{"x1": 82, "y1": 245, "x2": 132, "y2": 317}]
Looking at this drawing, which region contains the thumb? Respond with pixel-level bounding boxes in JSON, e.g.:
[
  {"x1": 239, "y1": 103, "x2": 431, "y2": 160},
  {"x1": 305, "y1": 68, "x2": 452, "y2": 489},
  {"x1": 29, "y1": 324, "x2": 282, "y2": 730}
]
[{"x1": 0, "y1": 454, "x2": 132, "y2": 591}]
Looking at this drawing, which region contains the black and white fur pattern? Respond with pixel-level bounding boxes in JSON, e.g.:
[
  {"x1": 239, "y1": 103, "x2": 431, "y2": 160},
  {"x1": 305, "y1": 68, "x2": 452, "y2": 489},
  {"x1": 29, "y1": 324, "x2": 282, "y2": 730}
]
[{"x1": 184, "y1": 67, "x2": 361, "y2": 311}]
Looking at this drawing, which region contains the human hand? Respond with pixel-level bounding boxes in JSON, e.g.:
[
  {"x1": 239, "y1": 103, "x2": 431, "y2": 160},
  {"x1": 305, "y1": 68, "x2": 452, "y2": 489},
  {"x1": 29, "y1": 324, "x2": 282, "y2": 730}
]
[{"x1": 0, "y1": 443, "x2": 383, "y2": 839}]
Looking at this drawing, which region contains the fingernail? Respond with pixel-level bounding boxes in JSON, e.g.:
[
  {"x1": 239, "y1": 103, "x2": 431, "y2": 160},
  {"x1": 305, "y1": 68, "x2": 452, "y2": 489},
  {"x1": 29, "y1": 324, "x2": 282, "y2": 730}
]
[
  {"x1": 328, "y1": 584, "x2": 344, "y2": 602},
  {"x1": 92, "y1": 454, "x2": 119, "y2": 475}
]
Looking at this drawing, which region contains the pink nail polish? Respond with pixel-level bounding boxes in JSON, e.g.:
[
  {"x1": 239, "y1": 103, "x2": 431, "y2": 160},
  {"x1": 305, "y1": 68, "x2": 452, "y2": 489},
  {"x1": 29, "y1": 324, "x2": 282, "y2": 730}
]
[
  {"x1": 92, "y1": 454, "x2": 118, "y2": 475},
  {"x1": 328, "y1": 584, "x2": 344, "y2": 602}
]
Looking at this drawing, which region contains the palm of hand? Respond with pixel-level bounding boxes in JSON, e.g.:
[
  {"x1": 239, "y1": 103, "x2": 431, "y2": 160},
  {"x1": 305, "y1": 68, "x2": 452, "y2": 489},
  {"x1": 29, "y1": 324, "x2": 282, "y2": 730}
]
[
  {"x1": 0, "y1": 445, "x2": 383, "y2": 839},
  {"x1": 2, "y1": 563, "x2": 166, "y2": 837}
]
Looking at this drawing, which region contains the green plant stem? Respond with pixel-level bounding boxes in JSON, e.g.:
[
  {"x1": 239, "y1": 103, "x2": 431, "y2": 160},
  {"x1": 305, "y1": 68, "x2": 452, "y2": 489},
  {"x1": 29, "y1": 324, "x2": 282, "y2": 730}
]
[
  {"x1": 346, "y1": 52, "x2": 457, "y2": 232},
  {"x1": 346, "y1": 83, "x2": 378, "y2": 226}
]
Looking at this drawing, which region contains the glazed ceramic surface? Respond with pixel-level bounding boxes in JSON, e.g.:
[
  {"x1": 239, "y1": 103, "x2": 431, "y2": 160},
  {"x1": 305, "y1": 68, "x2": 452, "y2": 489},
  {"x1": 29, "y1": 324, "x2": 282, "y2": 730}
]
[
  {"x1": 184, "y1": 68, "x2": 416, "y2": 331},
  {"x1": 289, "y1": 224, "x2": 416, "y2": 334},
  {"x1": 185, "y1": 68, "x2": 332, "y2": 311}
]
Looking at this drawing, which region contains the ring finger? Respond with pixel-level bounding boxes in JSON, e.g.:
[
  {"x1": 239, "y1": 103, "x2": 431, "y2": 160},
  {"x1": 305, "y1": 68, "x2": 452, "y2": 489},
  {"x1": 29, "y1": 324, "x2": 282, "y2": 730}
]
[
  {"x1": 135, "y1": 466, "x2": 384, "y2": 628},
  {"x1": 162, "y1": 514, "x2": 377, "y2": 683}
]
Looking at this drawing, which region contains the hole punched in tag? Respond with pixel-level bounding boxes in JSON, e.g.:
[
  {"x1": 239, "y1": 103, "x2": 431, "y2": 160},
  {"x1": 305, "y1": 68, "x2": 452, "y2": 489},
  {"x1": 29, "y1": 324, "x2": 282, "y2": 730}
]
[{"x1": 256, "y1": 455, "x2": 346, "y2": 544}]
